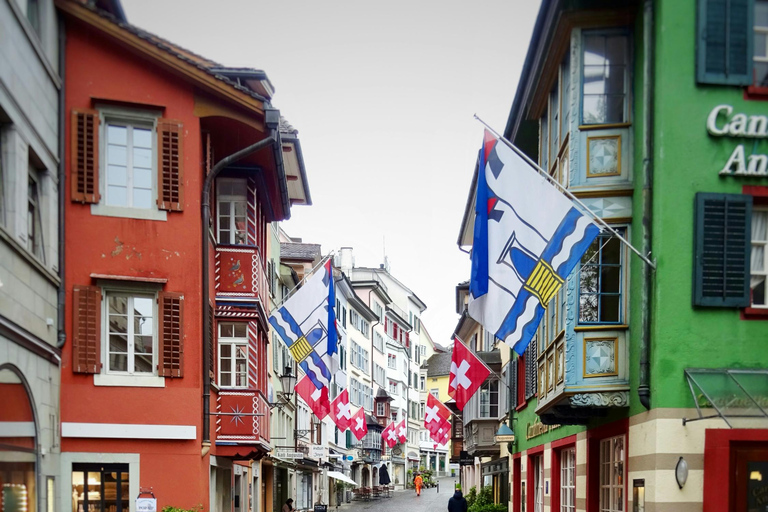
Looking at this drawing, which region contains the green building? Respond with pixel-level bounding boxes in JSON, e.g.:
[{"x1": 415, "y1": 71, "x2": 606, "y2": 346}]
[{"x1": 456, "y1": 1, "x2": 768, "y2": 511}]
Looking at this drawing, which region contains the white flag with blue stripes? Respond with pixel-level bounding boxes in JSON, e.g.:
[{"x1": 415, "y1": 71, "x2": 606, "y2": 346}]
[{"x1": 469, "y1": 130, "x2": 601, "y2": 356}]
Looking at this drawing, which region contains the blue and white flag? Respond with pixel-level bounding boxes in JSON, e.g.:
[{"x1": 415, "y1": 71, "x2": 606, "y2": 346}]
[
  {"x1": 269, "y1": 259, "x2": 338, "y2": 390},
  {"x1": 469, "y1": 130, "x2": 601, "y2": 356}
]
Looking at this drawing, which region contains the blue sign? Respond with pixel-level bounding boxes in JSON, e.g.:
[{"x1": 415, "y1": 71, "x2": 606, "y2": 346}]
[{"x1": 345, "y1": 455, "x2": 354, "y2": 461}]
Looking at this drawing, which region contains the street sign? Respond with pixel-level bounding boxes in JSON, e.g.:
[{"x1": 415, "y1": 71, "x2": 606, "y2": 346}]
[
  {"x1": 310, "y1": 445, "x2": 325, "y2": 460},
  {"x1": 345, "y1": 455, "x2": 354, "y2": 461},
  {"x1": 275, "y1": 450, "x2": 303, "y2": 459},
  {"x1": 459, "y1": 450, "x2": 474, "y2": 466}
]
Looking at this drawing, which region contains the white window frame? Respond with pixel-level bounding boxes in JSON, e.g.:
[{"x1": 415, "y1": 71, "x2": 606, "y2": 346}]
[
  {"x1": 216, "y1": 177, "x2": 249, "y2": 245},
  {"x1": 751, "y1": 207, "x2": 768, "y2": 308},
  {"x1": 560, "y1": 448, "x2": 575, "y2": 512},
  {"x1": 376, "y1": 401, "x2": 385, "y2": 416},
  {"x1": 27, "y1": 164, "x2": 44, "y2": 262},
  {"x1": 218, "y1": 322, "x2": 249, "y2": 389},
  {"x1": 388, "y1": 353, "x2": 397, "y2": 369},
  {"x1": 389, "y1": 380, "x2": 398, "y2": 396},
  {"x1": 533, "y1": 455, "x2": 543, "y2": 512},
  {"x1": 92, "y1": 105, "x2": 166, "y2": 221},
  {"x1": 599, "y1": 435, "x2": 626, "y2": 512},
  {"x1": 95, "y1": 286, "x2": 164, "y2": 388}
]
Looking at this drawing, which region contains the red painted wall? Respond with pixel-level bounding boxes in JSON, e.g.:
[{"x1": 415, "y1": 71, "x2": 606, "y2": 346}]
[{"x1": 61, "y1": 20, "x2": 206, "y2": 509}]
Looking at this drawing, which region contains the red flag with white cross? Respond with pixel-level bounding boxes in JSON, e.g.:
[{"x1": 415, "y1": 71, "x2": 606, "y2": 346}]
[
  {"x1": 397, "y1": 419, "x2": 407, "y2": 443},
  {"x1": 295, "y1": 375, "x2": 331, "y2": 420},
  {"x1": 448, "y1": 336, "x2": 491, "y2": 411},
  {"x1": 350, "y1": 407, "x2": 368, "y2": 441},
  {"x1": 424, "y1": 393, "x2": 451, "y2": 444},
  {"x1": 382, "y1": 421, "x2": 398, "y2": 448},
  {"x1": 329, "y1": 389, "x2": 353, "y2": 431}
]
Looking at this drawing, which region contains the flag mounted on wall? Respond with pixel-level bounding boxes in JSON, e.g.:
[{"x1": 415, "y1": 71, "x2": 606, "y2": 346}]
[
  {"x1": 269, "y1": 259, "x2": 338, "y2": 390},
  {"x1": 448, "y1": 337, "x2": 491, "y2": 411},
  {"x1": 330, "y1": 389, "x2": 353, "y2": 431},
  {"x1": 424, "y1": 393, "x2": 451, "y2": 445},
  {"x1": 469, "y1": 130, "x2": 600, "y2": 356},
  {"x1": 351, "y1": 407, "x2": 368, "y2": 441},
  {"x1": 382, "y1": 421, "x2": 398, "y2": 448},
  {"x1": 295, "y1": 375, "x2": 331, "y2": 420}
]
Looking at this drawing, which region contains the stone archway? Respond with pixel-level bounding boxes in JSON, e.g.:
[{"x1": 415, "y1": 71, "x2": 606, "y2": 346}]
[{"x1": 0, "y1": 364, "x2": 38, "y2": 512}]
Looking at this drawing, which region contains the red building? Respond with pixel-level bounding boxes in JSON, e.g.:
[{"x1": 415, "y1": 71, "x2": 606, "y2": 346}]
[{"x1": 56, "y1": 1, "x2": 310, "y2": 510}]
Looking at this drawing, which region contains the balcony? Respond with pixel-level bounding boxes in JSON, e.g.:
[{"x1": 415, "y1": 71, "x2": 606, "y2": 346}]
[
  {"x1": 463, "y1": 419, "x2": 499, "y2": 458},
  {"x1": 214, "y1": 389, "x2": 270, "y2": 457},
  {"x1": 215, "y1": 244, "x2": 269, "y2": 318}
]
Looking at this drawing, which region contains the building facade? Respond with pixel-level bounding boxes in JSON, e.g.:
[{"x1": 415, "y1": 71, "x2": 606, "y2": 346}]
[{"x1": 457, "y1": 1, "x2": 768, "y2": 511}]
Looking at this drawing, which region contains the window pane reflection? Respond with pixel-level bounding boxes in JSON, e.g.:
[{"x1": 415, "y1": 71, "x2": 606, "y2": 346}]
[{"x1": 582, "y1": 33, "x2": 627, "y2": 125}]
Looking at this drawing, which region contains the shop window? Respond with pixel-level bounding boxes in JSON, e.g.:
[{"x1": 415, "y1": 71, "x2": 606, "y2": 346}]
[
  {"x1": 579, "y1": 230, "x2": 625, "y2": 324},
  {"x1": 218, "y1": 322, "x2": 248, "y2": 388},
  {"x1": 581, "y1": 31, "x2": 629, "y2": 125},
  {"x1": 599, "y1": 435, "x2": 625, "y2": 512},
  {"x1": 71, "y1": 463, "x2": 129, "y2": 512},
  {"x1": 532, "y1": 455, "x2": 544, "y2": 512},
  {"x1": 217, "y1": 178, "x2": 248, "y2": 245}
]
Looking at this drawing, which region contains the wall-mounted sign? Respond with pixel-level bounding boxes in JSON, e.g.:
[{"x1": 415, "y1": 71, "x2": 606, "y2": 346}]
[
  {"x1": 136, "y1": 498, "x2": 157, "y2": 512},
  {"x1": 391, "y1": 447, "x2": 402, "y2": 456},
  {"x1": 310, "y1": 445, "x2": 325, "y2": 460},
  {"x1": 707, "y1": 104, "x2": 768, "y2": 176},
  {"x1": 525, "y1": 419, "x2": 561, "y2": 441},
  {"x1": 459, "y1": 450, "x2": 474, "y2": 466},
  {"x1": 275, "y1": 450, "x2": 303, "y2": 459}
]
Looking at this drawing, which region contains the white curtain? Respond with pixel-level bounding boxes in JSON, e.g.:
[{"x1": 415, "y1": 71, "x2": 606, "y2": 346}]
[{"x1": 752, "y1": 211, "x2": 767, "y2": 291}]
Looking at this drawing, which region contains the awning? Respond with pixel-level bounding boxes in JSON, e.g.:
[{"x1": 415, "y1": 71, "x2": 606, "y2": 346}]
[
  {"x1": 327, "y1": 471, "x2": 357, "y2": 486},
  {"x1": 684, "y1": 368, "x2": 768, "y2": 427}
]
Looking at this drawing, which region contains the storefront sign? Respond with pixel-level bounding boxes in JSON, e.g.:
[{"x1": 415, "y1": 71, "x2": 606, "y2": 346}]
[
  {"x1": 275, "y1": 450, "x2": 303, "y2": 459},
  {"x1": 310, "y1": 445, "x2": 325, "y2": 460},
  {"x1": 136, "y1": 498, "x2": 157, "y2": 512},
  {"x1": 707, "y1": 105, "x2": 768, "y2": 176},
  {"x1": 459, "y1": 450, "x2": 474, "y2": 466},
  {"x1": 526, "y1": 419, "x2": 561, "y2": 441}
]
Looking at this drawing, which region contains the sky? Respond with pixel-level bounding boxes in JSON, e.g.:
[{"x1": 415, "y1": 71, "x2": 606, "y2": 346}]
[{"x1": 123, "y1": 0, "x2": 541, "y2": 346}]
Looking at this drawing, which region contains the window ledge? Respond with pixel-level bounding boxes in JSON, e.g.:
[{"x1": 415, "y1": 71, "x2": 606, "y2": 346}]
[
  {"x1": 91, "y1": 203, "x2": 168, "y2": 221},
  {"x1": 742, "y1": 307, "x2": 768, "y2": 320},
  {"x1": 574, "y1": 324, "x2": 629, "y2": 332},
  {"x1": 745, "y1": 86, "x2": 768, "y2": 101},
  {"x1": 94, "y1": 374, "x2": 165, "y2": 387}
]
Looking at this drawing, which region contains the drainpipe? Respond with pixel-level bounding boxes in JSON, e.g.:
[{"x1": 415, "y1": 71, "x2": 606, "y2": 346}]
[
  {"x1": 638, "y1": 0, "x2": 655, "y2": 410},
  {"x1": 202, "y1": 109, "x2": 280, "y2": 448},
  {"x1": 57, "y1": 13, "x2": 66, "y2": 349}
]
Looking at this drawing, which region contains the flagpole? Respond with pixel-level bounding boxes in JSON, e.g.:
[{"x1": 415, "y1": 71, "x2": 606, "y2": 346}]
[
  {"x1": 269, "y1": 251, "x2": 337, "y2": 314},
  {"x1": 473, "y1": 115, "x2": 656, "y2": 270}
]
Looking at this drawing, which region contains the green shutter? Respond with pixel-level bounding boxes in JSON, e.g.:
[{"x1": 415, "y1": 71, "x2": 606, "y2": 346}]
[
  {"x1": 346, "y1": 429, "x2": 353, "y2": 448},
  {"x1": 697, "y1": 0, "x2": 754, "y2": 85},
  {"x1": 693, "y1": 193, "x2": 752, "y2": 307}
]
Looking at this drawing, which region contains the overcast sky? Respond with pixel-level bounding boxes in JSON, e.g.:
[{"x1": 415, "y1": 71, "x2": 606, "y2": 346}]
[{"x1": 123, "y1": 0, "x2": 540, "y2": 346}]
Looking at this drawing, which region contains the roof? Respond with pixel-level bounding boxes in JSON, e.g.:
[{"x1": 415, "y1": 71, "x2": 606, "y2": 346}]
[
  {"x1": 280, "y1": 243, "x2": 321, "y2": 262},
  {"x1": 426, "y1": 352, "x2": 452, "y2": 378}
]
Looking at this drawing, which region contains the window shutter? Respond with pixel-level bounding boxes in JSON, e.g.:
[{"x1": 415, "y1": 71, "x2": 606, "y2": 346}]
[
  {"x1": 524, "y1": 337, "x2": 538, "y2": 400},
  {"x1": 71, "y1": 109, "x2": 100, "y2": 203},
  {"x1": 693, "y1": 192, "x2": 752, "y2": 307},
  {"x1": 697, "y1": 0, "x2": 754, "y2": 85},
  {"x1": 510, "y1": 360, "x2": 518, "y2": 410},
  {"x1": 158, "y1": 292, "x2": 184, "y2": 377},
  {"x1": 157, "y1": 119, "x2": 184, "y2": 211},
  {"x1": 72, "y1": 285, "x2": 101, "y2": 373}
]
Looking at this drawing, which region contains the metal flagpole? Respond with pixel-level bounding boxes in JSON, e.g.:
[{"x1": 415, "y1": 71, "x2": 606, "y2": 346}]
[{"x1": 474, "y1": 115, "x2": 656, "y2": 270}]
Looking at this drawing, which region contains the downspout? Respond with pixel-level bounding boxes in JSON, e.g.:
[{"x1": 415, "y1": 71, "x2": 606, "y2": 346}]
[
  {"x1": 638, "y1": 0, "x2": 655, "y2": 410},
  {"x1": 202, "y1": 111, "x2": 280, "y2": 449},
  {"x1": 56, "y1": 13, "x2": 66, "y2": 349}
]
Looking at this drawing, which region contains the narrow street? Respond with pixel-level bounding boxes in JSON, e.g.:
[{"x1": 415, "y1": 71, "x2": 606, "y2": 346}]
[{"x1": 334, "y1": 477, "x2": 457, "y2": 512}]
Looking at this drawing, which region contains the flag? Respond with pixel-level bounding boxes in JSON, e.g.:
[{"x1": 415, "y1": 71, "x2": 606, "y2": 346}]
[
  {"x1": 448, "y1": 337, "x2": 491, "y2": 411},
  {"x1": 295, "y1": 375, "x2": 330, "y2": 420},
  {"x1": 424, "y1": 393, "x2": 451, "y2": 444},
  {"x1": 329, "y1": 389, "x2": 353, "y2": 431},
  {"x1": 397, "y1": 419, "x2": 407, "y2": 444},
  {"x1": 382, "y1": 421, "x2": 398, "y2": 448},
  {"x1": 469, "y1": 130, "x2": 600, "y2": 355},
  {"x1": 269, "y1": 259, "x2": 339, "y2": 389},
  {"x1": 350, "y1": 407, "x2": 368, "y2": 441}
]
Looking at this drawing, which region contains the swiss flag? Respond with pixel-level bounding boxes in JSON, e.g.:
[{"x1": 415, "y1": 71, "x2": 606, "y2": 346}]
[
  {"x1": 350, "y1": 407, "x2": 368, "y2": 441},
  {"x1": 397, "y1": 419, "x2": 407, "y2": 443},
  {"x1": 448, "y1": 337, "x2": 491, "y2": 411},
  {"x1": 382, "y1": 421, "x2": 398, "y2": 448},
  {"x1": 295, "y1": 376, "x2": 330, "y2": 420},
  {"x1": 329, "y1": 389, "x2": 353, "y2": 431},
  {"x1": 424, "y1": 393, "x2": 451, "y2": 444}
]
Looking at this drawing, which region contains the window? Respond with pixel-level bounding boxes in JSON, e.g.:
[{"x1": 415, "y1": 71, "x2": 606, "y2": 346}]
[
  {"x1": 27, "y1": 166, "x2": 44, "y2": 261},
  {"x1": 430, "y1": 388, "x2": 440, "y2": 399},
  {"x1": 579, "y1": 231, "x2": 624, "y2": 323},
  {"x1": 338, "y1": 344, "x2": 347, "y2": 371},
  {"x1": 388, "y1": 353, "x2": 397, "y2": 369},
  {"x1": 560, "y1": 448, "x2": 576, "y2": 512},
  {"x1": 104, "y1": 122, "x2": 153, "y2": 209},
  {"x1": 217, "y1": 178, "x2": 247, "y2": 245},
  {"x1": 389, "y1": 380, "x2": 398, "y2": 396},
  {"x1": 350, "y1": 379, "x2": 362, "y2": 406},
  {"x1": 696, "y1": 0, "x2": 755, "y2": 85},
  {"x1": 599, "y1": 436, "x2": 625, "y2": 512},
  {"x1": 105, "y1": 292, "x2": 155, "y2": 375},
  {"x1": 420, "y1": 375, "x2": 425, "y2": 391},
  {"x1": 374, "y1": 331, "x2": 384, "y2": 352},
  {"x1": 377, "y1": 401, "x2": 385, "y2": 416},
  {"x1": 374, "y1": 302, "x2": 383, "y2": 320},
  {"x1": 419, "y1": 402, "x2": 425, "y2": 418},
  {"x1": 26, "y1": 0, "x2": 40, "y2": 37},
  {"x1": 219, "y1": 322, "x2": 248, "y2": 388},
  {"x1": 352, "y1": 342, "x2": 369, "y2": 371},
  {"x1": 581, "y1": 32, "x2": 628, "y2": 125},
  {"x1": 756, "y1": 1, "x2": 768, "y2": 86},
  {"x1": 752, "y1": 207, "x2": 767, "y2": 307},
  {"x1": 478, "y1": 380, "x2": 499, "y2": 418},
  {"x1": 482, "y1": 330, "x2": 495, "y2": 352},
  {"x1": 374, "y1": 364, "x2": 386, "y2": 386},
  {"x1": 71, "y1": 463, "x2": 129, "y2": 512},
  {"x1": 532, "y1": 455, "x2": 543, "y2": 512}
]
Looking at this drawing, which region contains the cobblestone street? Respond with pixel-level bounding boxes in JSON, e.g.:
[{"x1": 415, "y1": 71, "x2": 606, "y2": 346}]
[{"x1": 332, "y1": 477, "x2": 458, "y2": 512}]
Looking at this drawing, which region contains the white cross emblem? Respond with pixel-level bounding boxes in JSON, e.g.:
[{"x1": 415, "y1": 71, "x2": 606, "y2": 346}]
[
  {"x1": 425, "y1": 404, "x2": 440, "y2": 424},
  {"x1": 450, "y1": 360, "x2": 472, "y2": 390},
  {"x1": 398, "y1": 425, "x2": 407, "y2": 437},
  {"x1": 387, "y1": 428, "x2": 398, "y2": 441},
  {"x1": 311, "y1": 387, "x2": 322, "y2": 401},
  {"x1": 355, "y1": 417, "x2": 364, "y2": 430},
  {"x1": 337, "y1": 401, "x2": 352, "y2": 420}
]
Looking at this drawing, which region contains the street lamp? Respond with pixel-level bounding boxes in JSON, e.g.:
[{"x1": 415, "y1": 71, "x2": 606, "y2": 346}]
[{"x1": 268, "y1": 365, "x2": 297, "y2": 409}]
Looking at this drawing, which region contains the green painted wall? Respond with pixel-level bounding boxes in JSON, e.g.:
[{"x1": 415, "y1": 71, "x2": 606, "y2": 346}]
[{"x1": 650, "y1": 0, "x2": 768, "y2": 408}]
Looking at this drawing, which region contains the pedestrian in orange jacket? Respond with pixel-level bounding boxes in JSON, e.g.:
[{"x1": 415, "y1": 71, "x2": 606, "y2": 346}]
[{"x1": 414, "y1": 473, "x2": 423, "y2": 496}]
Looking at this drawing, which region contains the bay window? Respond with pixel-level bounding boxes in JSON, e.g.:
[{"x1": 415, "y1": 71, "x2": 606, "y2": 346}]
[
  {"x1": 217, "y1": 178, "x2": 248, "y2": 245},
  {"x1": 478, "y1": 380, "x2": 499, "y2": 418},
  {"x1": 218, "y1": 322, "x2": 248, "y2": 388},
  {"x1": 579, "y1": 231, "x2": 625, "y2": 324},
  {"x1": 582, "y1": 32, "x2": 629, "y2": 125}
]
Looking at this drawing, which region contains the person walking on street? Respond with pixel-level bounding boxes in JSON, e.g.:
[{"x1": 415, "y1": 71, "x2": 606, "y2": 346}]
[
  {"x1": 282, "y1": 498, "x2": 294, "y2": 512},
  {"x1": 448, "y1": 488, "x2": 468, "y2": 512},
  {"x1": 414, "y1": 473, "x2": 423, "y2": 497}
]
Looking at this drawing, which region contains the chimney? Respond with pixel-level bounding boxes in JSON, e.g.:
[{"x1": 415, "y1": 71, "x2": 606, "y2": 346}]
[{"x1": 339, "y1": 247, "x2": 354, "y2": 274}]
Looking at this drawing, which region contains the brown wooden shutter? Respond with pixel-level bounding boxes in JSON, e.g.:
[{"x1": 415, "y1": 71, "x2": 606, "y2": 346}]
[
  {"x1": 72, "y1": 285, "x2": 101, "y2": 373},
  {"x1": 71, "y1": 109, "x2": 100, "y2": 203},
  {"x1": 158, "y1": 291, "x2": 184, "y2": 378},
  {"x1": 157, "y1": 119, "x2": 184, "y2": 211}
]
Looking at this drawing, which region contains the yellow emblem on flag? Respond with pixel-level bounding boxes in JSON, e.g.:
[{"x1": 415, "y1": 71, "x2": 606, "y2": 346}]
[
  {"x1": 289, "y1": 336, "x2": 313, "y2": 363},
  {"x1": 523, "y1": 259, "x2": 564, "y2": 306}
]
